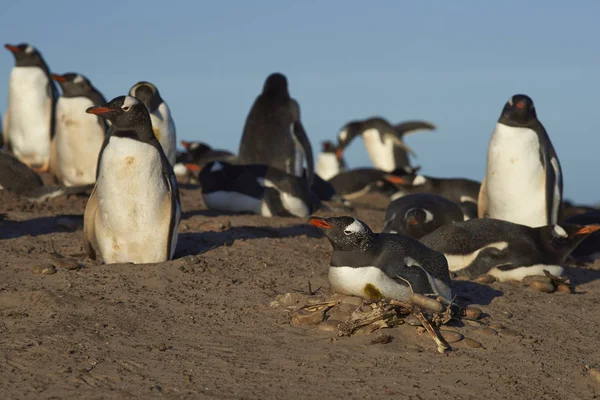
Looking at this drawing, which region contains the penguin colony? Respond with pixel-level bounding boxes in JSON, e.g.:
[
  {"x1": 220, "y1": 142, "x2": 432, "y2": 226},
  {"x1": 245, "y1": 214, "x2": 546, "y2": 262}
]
[{"x1": 1, "y1": 42, "x2": 599, "y2": 307}]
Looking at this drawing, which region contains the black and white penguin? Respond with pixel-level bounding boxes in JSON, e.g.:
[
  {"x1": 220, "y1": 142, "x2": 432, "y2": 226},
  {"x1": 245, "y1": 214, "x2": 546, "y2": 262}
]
[
  {"x1": 336, "y1": 117, "x2": 436, "y2": 173},
  {"x1": 83, "y1": 95, "x2": 181, "y2": 264},
  {"x1": 316, "y1": 140, "x2": 347, "y2": 180},
  {"x1": 420, "y1": 218, "x2": 599, "y2": 281},
  {"x1": 565, "y1": 211, "x2": 600, "y2": 260},
  {"x1": 382, "y1": 193, "x2": 465, "y2": 239},
  {"x1": 237, "y1": 73, "x2": 314, "y2": 185},
  {"x1": 50, "y1": 72, "x2": 107, "y2": 186},
  {"x1": 4, "y1": 43, "x2": 58, "y2": 172},
  {"x1": 309, "y1": 216, "x2": 452, "y2": 303},
  {"x1": 478, "y1": 94, "x2": 562, "y2": 227},
  {"x1": 188, "y1": 161, "x2": 320, "y2": 218},
  {"x1": 327, "y1": 168, "x2": 407, "y2": 200},
  {"x1": 180, "y1": 140, "x2": 236, "y2": 165},
  {"x1": 128, "y1": 81, "x2": 177, "y2": 166},
  {"x1": 389, "y1": 174, "x2": 480, "y2": 220}
]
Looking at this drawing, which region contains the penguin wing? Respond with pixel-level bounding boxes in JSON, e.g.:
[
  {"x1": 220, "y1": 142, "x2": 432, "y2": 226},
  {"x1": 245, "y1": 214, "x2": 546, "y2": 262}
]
[
  {"x1": 477, "y1": 176, "x2": 488, "y2": 219},
  {"x1": 543, "y1": 144, "x2": 563, "y2": 225},
  {"x1": 47, "y1": 80, "x2": 59, "y2": 140},
  {"x1": 2, "y1": 108, "x2": 8, "y2": 147},
  {"x1": 393, "y1": 121, "x2": 436, "y2": 137},
  {"x1": 48, "y1": 137, "x2": 61, "y2": 184},
  {"x1": 162, "y1": 166, "x2": 181, "y2": 260},
  {"x1": 83, "y1": 184, "x2": 99, "y2": 261},
  {"x1": 290, "y1": 120, "x2": 314, "y2": 186}
]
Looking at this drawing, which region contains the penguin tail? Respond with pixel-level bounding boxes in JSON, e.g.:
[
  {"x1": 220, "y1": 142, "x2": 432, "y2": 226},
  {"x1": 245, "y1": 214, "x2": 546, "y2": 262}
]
[{"x1": 393, "y1": 121, "x2": 436, "y2": 137}]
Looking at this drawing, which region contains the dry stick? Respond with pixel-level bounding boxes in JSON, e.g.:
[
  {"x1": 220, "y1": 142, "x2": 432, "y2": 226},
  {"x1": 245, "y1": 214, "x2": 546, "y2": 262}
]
[{"x1": 413, "y1": 308, "x2": 449, "y2": 354}]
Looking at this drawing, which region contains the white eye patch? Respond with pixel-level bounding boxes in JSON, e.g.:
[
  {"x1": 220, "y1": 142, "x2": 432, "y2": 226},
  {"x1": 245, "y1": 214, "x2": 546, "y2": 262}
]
[
  {"x1": 412, "y1": 175, "x2": 427, "y2": 186},
  {"x1": 344, "y1": 219, "x2": 366, "y2": 235},
  {"x1": 553, "y1": 225, "x2": 567, "y2": 238},
  {"x1": 338, "y1": 129, "x2": 348, "y2": 142},
  {"x1": 25, "y1": 45, "x2": 34, "y2": 54},
  {"x1": 122, "y1": 95, "x2": 139, "y2": 110},
  {"x1": 73, "y1": 74, "x2": 84, "y2": 84},
  {"x1": 508, "y1": 97, "x2": 513, "y2": 106}
]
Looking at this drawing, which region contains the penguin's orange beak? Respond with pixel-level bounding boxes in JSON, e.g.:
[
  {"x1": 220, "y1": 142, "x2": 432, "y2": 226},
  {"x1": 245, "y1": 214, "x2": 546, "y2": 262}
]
[
  {"x1": 181, "y1": 140, "x2": 191, "y2": 149},
  {"x1": 51, "y1": 74, "x2": 67, "y2": 82},
  {"x1": 575, "y1": 225, "x2": 600, "y2": 235},
  {"x1": 384, "y1": 175, "x2": 406, "y2": 185},
  {"x1": 86, "y1": 106, "x2": 115, "y2": 116},
  {"x1": 184, "y1": 163, "x2": 201, "y2": 172},
  {"x1": 309, "y1": 217, "x2": 331, "y2": 229},
  {"x1": 335, "y1": 148, "x2": 344, "y2": 161},
  {"x1": 4, "y1": 44, "x2": 20, "y2": 53}
]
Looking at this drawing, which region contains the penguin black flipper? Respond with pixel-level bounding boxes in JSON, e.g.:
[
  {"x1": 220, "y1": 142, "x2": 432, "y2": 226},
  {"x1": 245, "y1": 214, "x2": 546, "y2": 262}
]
[
  {"x1": 83, "y1": 184, "x2": 99, "y2": 260},
  {"x1": 542, "y1": 139, "x2": 563, "y2": 225},
  {"x1": 262, "y1": 186, "x2": 292, "y2": 217},
  {"x1": 47, "y1": 74, "x2": 59, "y2": 140},
  {"x1": 161, "y1": 155, "x2": 181, "y2": 260},
  {"x1": 291, "y1": 120, "x2": 314, "y2": 186},
  {"x1": 393, "y1": 121, "x2": 436, "y2": 137}
]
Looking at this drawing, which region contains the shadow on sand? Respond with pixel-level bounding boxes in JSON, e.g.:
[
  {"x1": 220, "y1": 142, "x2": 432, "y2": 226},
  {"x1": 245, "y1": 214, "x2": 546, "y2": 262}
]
[
  {"x1": 563, "y1": 265, "x2": 600, "y2": 289},
  {"x1": 175, "y1": 224, "x2": 323, "y2": 257},
  {"x1": 0, "y1": 214, "x2": 83, "y2": 240},
  {"x1": 450, "y1": 279, "x2": 504, "y2": 306}
]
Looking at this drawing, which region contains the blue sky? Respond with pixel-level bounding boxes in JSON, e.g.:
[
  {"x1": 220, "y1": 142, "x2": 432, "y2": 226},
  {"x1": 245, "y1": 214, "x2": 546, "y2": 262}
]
[{"x1": 1, "y1": 1, "x2": 598, "y2": 203}]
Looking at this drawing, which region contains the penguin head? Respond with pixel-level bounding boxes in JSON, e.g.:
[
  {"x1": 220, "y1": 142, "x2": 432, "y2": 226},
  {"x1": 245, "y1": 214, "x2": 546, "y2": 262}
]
[
  {"x1": 309, "y1": 216, "x2": 374, "y2": 251},
  {"x1": 181, "y1": 140, "x2": 212, "y2": 159},
  {"x1": 336, "y1": 121, "x2": 364, "y2": 160},
  {"x1": 321, "y1": 141, "x2": 338, "y2": 154},
  {"x1": 540, "y1": 224, "x2": 600, "y2": 259},
  {"x1": 51, "y1": 73, "x2": 94, "y2": 97},
  {"x1": 262, "y1": 73, "x2": 289, "y2": 98},
  {"x1": 86, "y1": 96, "x2": 154, "y2": 140},
  {"x1": 129, "y1": 81, "x2": 163, "y2": 112},
  {"x1": 405, "y1": 208, "x2": 434, "y2": 226},
  {"x1": 5, "y1": 43, "x2": 47, "y2": 68},
  {"x1": 499, "y1": 94, "x2": 538, "y2": 126}
]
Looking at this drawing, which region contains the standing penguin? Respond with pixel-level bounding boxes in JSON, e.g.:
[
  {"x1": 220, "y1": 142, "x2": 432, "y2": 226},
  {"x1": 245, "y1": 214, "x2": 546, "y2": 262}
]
[
  {"x1": 128, "y1": 81, "x2": 177, "y2": 166},
  {"x1": 50, "y1": 73, "x2": 107, "y2": 186},
  {"x1": 237, "y1": 73, "x2": 314, "y2": 185},
  {"x1": 336, "y1": 117, "x2": 436, "y2": 173},
  {"x1": 478, "y1": 94, "x2": 562, "y2": 227},
  {"x1": 83, "y1": 95, "x2": 181, "y2": 264},
  {"x1": 4, "y1": 43, "x2": 58, "y2": 172},
  {"x1": 316, "y1": 141, "x2": 347, "y2": 180},
  {"x1": 309, "y1": 216, "x2": 452, "y2": 303}
]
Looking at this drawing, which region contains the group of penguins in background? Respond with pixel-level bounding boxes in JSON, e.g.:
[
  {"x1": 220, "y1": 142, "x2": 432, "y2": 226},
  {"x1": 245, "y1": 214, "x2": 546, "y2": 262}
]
[{"x1": 2, "y1": 42, "x2": 600, "y2": 307}]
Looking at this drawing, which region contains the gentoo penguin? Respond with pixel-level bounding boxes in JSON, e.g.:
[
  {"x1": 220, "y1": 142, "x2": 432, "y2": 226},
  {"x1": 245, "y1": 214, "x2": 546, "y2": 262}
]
[
  {"x1": 237, "y1": 73, "x2": 314, "y2": 185},
  {"x1": 336, "y1": 117, "x2": 436, "y2": 173},
  {"x1": 389, "y1": 174, "x2": 480, "y2": 220},
  {"x1": 174, "y1": 140, "x2": 237, "y2": 182},
  {"x1": 0, "y1": 151, "x2": 93, "y2": 201},
  {"x1": 478, "y1": 94, "x2": 563, "y2": 227},
  {"x1": 327, "y1": 168, "x2": 407, "y2": 200},
  {"x1": 382, "y1": 193, "x2": 464, "y2": 239},
  {"x1": 83, "y1": 95, "x2": 181, "y2": 264},
  {"x1": 128, "y1": 81, "x2": 177, "y2": 166},
  {"x1": 316, "y1": 141, "x2": 347, "y2": 180},
  {"x1": 420, "y1": 218, "x2": 599, "y2": 281},
  {"x1": 187, "y1": 161, "x2": 320, "y2": 218},
  {"x1": 4, "y1": 43, "x2": 58, "y2": 172},
  {"x1": 309, "y1": 216, "x2": 452, "y2": 303},
  {"x1": 565, "y1": 211, "x2": 600, "y2": 259},
  {"x1": 49, "y1": 73, "x2": 107, "y2": 186}
]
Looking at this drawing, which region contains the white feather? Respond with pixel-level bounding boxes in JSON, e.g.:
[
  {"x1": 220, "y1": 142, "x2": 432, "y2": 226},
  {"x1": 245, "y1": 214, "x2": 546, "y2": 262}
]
[
  {"x1": 316, "y1": 152, "x2": 340, "y2": 180},
  {"x1": 443, "y1": 241, "x2": 509, "y2": 271},
  {"x1": 363, "y1": 128, "x2": 396, "y2": 172},
  {"x1": 344, "y1": 219, "x2": 366, "y2": 234}
]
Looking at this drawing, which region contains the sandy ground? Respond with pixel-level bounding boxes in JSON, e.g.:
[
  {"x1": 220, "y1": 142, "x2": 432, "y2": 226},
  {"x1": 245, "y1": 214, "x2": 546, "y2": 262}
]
[{"x1": 1, "y1": 182, "x2": 600, "y2": 400}]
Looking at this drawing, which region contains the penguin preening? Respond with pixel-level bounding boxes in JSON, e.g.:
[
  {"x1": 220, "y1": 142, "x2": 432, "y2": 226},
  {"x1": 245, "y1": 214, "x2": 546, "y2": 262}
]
[
  {"x1": 336, "y1": 117, "x2": 436, "y2": 173},
  {"x1": 4, "y1": 43, "x2": 58, "y2": 172},
  {"x1": 478, "y1": 94, "x2": 563, "y2": 227},
  {"x1": 309, "y1": 216, "x2": 452, "y2": 303},
  {"x1": 128, "y1": 81, "x2": 177, "y2": 166},
  {"x1": 382, "y1": 193, "x2": 465, "y2": 239},
  {"x1": 83, "y1": 95, "x2": 181, "y2": 264},
  {"x1": 188, "y1": 161, "x2": 321, "y2": 218},
  {"x1": 316, "y1": 141, "x2": 346, "y2": 180},
  {"x1": 50, "y1": 73, "x2": 107, "y2": 186},
  {"x1": 420, "y1": 218, "x2": 599, "y2": 281},
  {"x1": 237, "y1": 73, "x2": 314, "y2": 185}
]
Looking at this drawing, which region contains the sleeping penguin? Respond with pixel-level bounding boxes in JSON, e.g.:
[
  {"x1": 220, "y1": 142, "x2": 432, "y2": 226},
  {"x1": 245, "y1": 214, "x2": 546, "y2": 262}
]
[
  {"x1": 478, "y1": 94, "x2": 562, "y2": 227},
  {"x1": 83, "y1": 95, "x2": 181, "y2": 264}
]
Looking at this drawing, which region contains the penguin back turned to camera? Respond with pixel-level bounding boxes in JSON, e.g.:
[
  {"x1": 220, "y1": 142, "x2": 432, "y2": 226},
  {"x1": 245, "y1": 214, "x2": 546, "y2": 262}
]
[
  {"x1": 83, "y1": 95, "x2": 181, "y2": 264},
  {"x1": 382, "y1": 193, "x2": 465, "y2": 239},
  {"x1": 191, "y1": 161, "x2": 321, "y2": 218},
  {"x1": 420, "y1": 218, "x2": 600, "y2": 281},
  {"x1": 309, "y1": 215, "x2": 452, "y2": 303},
  {"x1": 50, "y1": 72, "x2": 107, "y2": 186},
  {"x1": 237, "y1": 73, "x2": 314, "y2": 185},
  {"x1": 478, "y1": 94, "x2": 562, "y2": 227},
  {"x1": 129, "y1": 81, "x2": 177, "y2": 166},
  {"x1": 4, "y1": 43, "x2": 58, "y2": 173}
]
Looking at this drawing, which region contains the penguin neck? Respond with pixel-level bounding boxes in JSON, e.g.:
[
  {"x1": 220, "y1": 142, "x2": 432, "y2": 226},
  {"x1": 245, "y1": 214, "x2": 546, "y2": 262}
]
[{"x1": 112, "y1": 126, "x2": 155, "y2": 143}]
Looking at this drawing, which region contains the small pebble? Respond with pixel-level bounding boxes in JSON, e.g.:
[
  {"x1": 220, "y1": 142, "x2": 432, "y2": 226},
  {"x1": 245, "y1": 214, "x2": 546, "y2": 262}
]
[
  {"x1": 53, "y1": 258, "x2": 82, "y2": 270},
  {"x1": 463, "y1": 337, "x2": 482, "y2": 348},
  {"x1": 291, "y1": 309, "x2": 324, "y2": 326},
  {"x1": 328, "y1": 303, "x2": 359, "y2": 321},
  {"x1": 453, "y1": 275, "x2": 470, "y2": 281},
  {"x1": 339, "y1": 296, "x2": 364, "y2": 307},
  {"x1": 274, "y1": 293, "x2": 307, "y2": 308},
  {"x1": 556, "y1": 284, "x2": 572, "y2": 294},
  {"x1": 474, "y1": 274, "x2": 496, "y2": 284},
  {"x1": 416, "y1": 327, "x2": 426, "y2": 334},
  {"x1": 405, "y1": 314, "x2": 422, "y2": 327},
  {"x1": 440, "y1": 330, "x2": 463, "y2": 343},
  {"x1": 489, "y1": 322, "x2": 505, "y2": 330},
  {"x1": 410, "y1": 293, "x2": 443, "y2": 313},
  {"x1": 317, "y1": 320, "x2": 341, "y2": 332},
  {"x1": 590, "y1": 368, "x2": 600, "y2": 384},
  {"x1": 158, "y1": 343, "x2": 168, "y2": 352},
  {"x1": 32, "y1": 264, "x2": 57, "y2": 275},
  {"x1": 522, "y1": 275, "x2": 552, "y2": 286},
  {"x1": 465, "y1": 307, "x2": 482, "y2": 320},
  {"x1": 530, "y1": 280, "x2": 555, "y2": 293},
  {"x1": 479, "y1": 327, "x2": 497, "y2": 336},
  {"x1": 360, "y1": 305, "x2": 374, "y2": 313},
  {"x1": 370, "y1": 334, "x2": 393, "y2": 345}
]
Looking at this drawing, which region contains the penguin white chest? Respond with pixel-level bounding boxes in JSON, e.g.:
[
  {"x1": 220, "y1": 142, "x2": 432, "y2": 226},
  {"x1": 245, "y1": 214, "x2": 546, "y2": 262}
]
[
  {"x1": 362, "y1": 129, "x2": 396, "y2": 172},
  {"x1": 7, "y1": 67, "x2": 52, "y2": 167},
  {"x1": 486, "y1": 124, "x2": 547, "y2": 227},
  {"x1": 316, "y1": 153, "x2": 340, "y2": 180},
  {"x1": 95, "y1": 137, "x2": 171, "y2": 263},
  {"x1": 150, "y1": 103, "x2": 176, "y2": 166},
  {"x1": 328, "y1": 266, "x2": 412, "y2": 301},
  {"x1": 54, "y1": 97, "x2": 105, "y2": 186}
]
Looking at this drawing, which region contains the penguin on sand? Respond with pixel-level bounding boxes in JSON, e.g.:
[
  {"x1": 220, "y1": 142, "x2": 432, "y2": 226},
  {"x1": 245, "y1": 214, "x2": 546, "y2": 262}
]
[
  {"x1": 336, "y1": 117, "x2": 436, "y2": 173},
  {"x1": 327, "y1": 168, "x2": 407, "y2": 200},
  {"x1": 83, "y1": 95, "x2": 181, "y2": 264},
  {"x1": 237, "y1": 73, "x2": 314, "y2": 185},
  {"x1": 316, "y1": 140, "x2": 347, "y2": 180},
  {"x1": 129, "y1": 81, "x2": 177, "y2": 166},
  {"x1": 309, "y1": 216, "x2": 452, "y2": 303},
  {"x1": 478, "y1": 94, "x2": 562, "y2": 227},
  {"x1": 420, "y1": 218, "x2": 599, "y2": 281},
  {"x1": 4, "y1": 43, "x2": 58, "y2": 172},
  {"x1": 50, "y1": 72, "x2": 107, "y2": 186}
]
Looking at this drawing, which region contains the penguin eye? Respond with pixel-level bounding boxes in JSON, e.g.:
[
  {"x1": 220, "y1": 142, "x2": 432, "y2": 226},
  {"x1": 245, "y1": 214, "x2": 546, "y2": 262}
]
[
  {"x1": 121, "y1": 106, "x2": 131, "y2": 112},
  {"x1": 343, "y1": 230, "x2": 352, "y2": 235}
]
